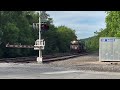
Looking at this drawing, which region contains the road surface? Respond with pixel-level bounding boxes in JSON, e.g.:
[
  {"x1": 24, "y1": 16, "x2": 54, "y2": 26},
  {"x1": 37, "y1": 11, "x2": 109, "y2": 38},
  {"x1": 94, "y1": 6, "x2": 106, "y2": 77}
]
[{"x1": 0, "y1": 63, "x2": 120, "y2": 79}]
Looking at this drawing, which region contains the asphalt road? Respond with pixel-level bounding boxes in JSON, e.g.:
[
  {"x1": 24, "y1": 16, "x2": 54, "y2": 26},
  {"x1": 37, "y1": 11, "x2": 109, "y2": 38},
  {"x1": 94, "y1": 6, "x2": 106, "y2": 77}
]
[{"x1": 0, "y1": 63, "x2": 120, "y2": 79}]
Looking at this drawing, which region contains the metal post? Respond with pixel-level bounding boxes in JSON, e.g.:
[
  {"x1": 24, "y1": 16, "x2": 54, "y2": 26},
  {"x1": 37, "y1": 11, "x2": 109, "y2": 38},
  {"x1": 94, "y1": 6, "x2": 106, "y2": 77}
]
[{"x1": 37, "y1": 11, "x2": 42, "y2": 63}]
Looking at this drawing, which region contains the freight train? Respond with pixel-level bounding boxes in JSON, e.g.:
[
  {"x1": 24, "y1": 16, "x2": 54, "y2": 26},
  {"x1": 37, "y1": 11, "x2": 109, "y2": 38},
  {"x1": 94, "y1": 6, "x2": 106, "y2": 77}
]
[{"x1": 70, "y1": 40, "x2": 86, "y2": 53}]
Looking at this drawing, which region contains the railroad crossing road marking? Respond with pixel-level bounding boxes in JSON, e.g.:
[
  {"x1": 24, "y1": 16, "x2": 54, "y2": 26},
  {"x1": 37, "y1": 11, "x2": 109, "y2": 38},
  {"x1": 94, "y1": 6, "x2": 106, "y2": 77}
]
[
  {"x1": 41, "y1": 70, "x2": 81, "y2": 74},
  {"x1": 41, "y1": 70, "x2": 120, "y2": 76}
]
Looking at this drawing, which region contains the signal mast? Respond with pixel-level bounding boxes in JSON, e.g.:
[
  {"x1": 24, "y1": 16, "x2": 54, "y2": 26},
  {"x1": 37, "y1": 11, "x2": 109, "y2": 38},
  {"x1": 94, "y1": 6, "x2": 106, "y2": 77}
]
[
  {"x1": 6, "y1": 11, "x2": 49, "y2": 63},
  {"x1": 34, "y1": 11, "x2": 45, "y2": 63}
]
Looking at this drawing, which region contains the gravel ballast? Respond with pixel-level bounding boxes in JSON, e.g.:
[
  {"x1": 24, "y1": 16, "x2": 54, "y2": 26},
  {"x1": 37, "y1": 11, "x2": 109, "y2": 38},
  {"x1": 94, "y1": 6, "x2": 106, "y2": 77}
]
[{"x1": 48, "y1": 52, "x2": 120, "y2": 72}]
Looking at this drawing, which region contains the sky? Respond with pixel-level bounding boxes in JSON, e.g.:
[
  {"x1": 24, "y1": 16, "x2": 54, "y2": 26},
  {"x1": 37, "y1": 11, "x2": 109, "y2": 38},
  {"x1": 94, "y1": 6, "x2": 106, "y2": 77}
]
[{"x1": 46, "y1": 11, "x2": 107, "y2": 39}]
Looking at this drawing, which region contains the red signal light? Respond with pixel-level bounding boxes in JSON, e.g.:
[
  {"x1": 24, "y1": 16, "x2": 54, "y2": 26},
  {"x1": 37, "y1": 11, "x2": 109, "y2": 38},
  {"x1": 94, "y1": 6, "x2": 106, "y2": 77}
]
[{"x1": 41, "y1": 23, "x2": 49, "y2": 30}]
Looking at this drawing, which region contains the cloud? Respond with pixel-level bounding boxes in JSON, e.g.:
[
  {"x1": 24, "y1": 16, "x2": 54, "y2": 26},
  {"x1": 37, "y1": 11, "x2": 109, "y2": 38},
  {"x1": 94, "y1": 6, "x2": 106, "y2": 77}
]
[{"x1": 47, "y1": 11, "x2": 107, "y2": 39}]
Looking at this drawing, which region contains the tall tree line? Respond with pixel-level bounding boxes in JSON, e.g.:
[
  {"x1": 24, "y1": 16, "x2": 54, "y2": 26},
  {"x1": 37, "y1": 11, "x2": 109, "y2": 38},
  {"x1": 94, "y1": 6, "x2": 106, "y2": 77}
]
[
  {"x1": 0, "y1": 11, "x2": 77, "y2": 58},
  {"x1": 84, "y1": 11, "x2": 120, "y2": 52}
]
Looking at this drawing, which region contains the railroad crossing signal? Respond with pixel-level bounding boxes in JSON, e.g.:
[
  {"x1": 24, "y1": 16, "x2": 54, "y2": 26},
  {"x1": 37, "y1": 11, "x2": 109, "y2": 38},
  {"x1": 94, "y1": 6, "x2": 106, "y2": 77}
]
[
  {"x1": 34, "y1": 39, "x2": 45, "y2": 50},
  {"x1": 33, "y1": 11, "x2": 49, "y2": 31},
  {"x1": 33, "y1": 22, "x2": 49, "y2": 31},
  {"x1": 6, "y1": 11, "x2": 47, "y2": 63},
  {"x1": 41, "y1": 23, "x2": 49, "y2": 30},
  {"x1": 6, "y1": 40, "x2": 45, "y2": 50}
]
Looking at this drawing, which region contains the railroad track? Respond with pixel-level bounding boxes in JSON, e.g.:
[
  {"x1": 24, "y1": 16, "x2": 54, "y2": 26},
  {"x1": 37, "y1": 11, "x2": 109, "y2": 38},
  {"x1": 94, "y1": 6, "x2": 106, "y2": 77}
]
[
  {"x1": 0, "y1": 53, "x2": 88, "y2": 63},
  {"x1": 43, "y1": 53, "x2": 88, "y2": 62}
]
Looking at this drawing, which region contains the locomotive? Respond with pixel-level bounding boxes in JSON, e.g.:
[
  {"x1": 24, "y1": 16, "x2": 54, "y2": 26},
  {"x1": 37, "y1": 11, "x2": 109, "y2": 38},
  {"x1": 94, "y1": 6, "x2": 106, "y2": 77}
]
[{"x1": 70, "y1": 40, "x2": 86, "y2": 53}]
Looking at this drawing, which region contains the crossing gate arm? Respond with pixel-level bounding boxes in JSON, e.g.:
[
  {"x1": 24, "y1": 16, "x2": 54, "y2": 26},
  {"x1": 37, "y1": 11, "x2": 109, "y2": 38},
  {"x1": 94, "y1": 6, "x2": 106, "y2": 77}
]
[{"x1": 6, "y1": 44, "x2": 34, "y2": 48}]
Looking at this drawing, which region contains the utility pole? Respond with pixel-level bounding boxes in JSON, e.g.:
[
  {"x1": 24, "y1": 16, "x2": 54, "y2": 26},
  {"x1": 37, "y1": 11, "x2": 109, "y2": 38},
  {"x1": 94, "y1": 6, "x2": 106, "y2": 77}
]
[
  {"x1": 38, "y1": 11, "x2": 42, "y2": 62},
  {"x1": 6, "y1": 11, "x2": 46, "y2": 63},
  {"x1": 34, "y1": 11, "x2": 45, "y2": 63}
]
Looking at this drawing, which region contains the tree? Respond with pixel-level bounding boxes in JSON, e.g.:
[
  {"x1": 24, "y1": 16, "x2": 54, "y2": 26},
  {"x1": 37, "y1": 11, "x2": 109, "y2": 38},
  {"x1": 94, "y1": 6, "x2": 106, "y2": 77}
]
[
  {"x1": 83, "y1": 11, "x2": 120, "y2": 52},
  {"x1": 0, "y1": 11, "x2": 78, "y2": 58},
  {"x1": 57, "y1": 26, "x2": 77, "y2": 52},
  {"x1": 105, "y1": 11, "x2": 120, "y2": 37},
  {"x1": 3, "y1": 22, "x2": 19, "y2": 44},
  {"x1": 0, "y1": 11, "x2": 35, "y2": 57}
]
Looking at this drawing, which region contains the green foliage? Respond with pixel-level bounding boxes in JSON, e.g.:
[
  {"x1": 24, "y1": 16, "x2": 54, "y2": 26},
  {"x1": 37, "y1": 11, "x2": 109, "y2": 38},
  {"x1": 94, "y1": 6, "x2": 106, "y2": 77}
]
[
  {"x1": 0, "y1": 29, "x2": 3, "y2": 45},
  {"x1": 42, "y1": 25, "x2": 77, "y2": 54},
  {"x1": 84, "y1": 11, "x2": 120, "y2": 52},
  {"x1": 105, "y1": 11, "x2": 120, "y2": 36},
  {"x1": 3, "y1": 22, "x2": 19, "y2": 44},
  {"x1": 0, "y1": 11, "x2": 77, "y2": 58},
  {"x1": 57, "y1": 26, "x2": 77, "y2": 52},
  {"x1": 42, "y1": 25, "x2": 59, "y2": 54},
  {"x1": 84, "y1": 36, "x2": 99, "y2": 52},
  {"x1": 0, "y1": 11, "x2": 36, "y2": 58}
]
